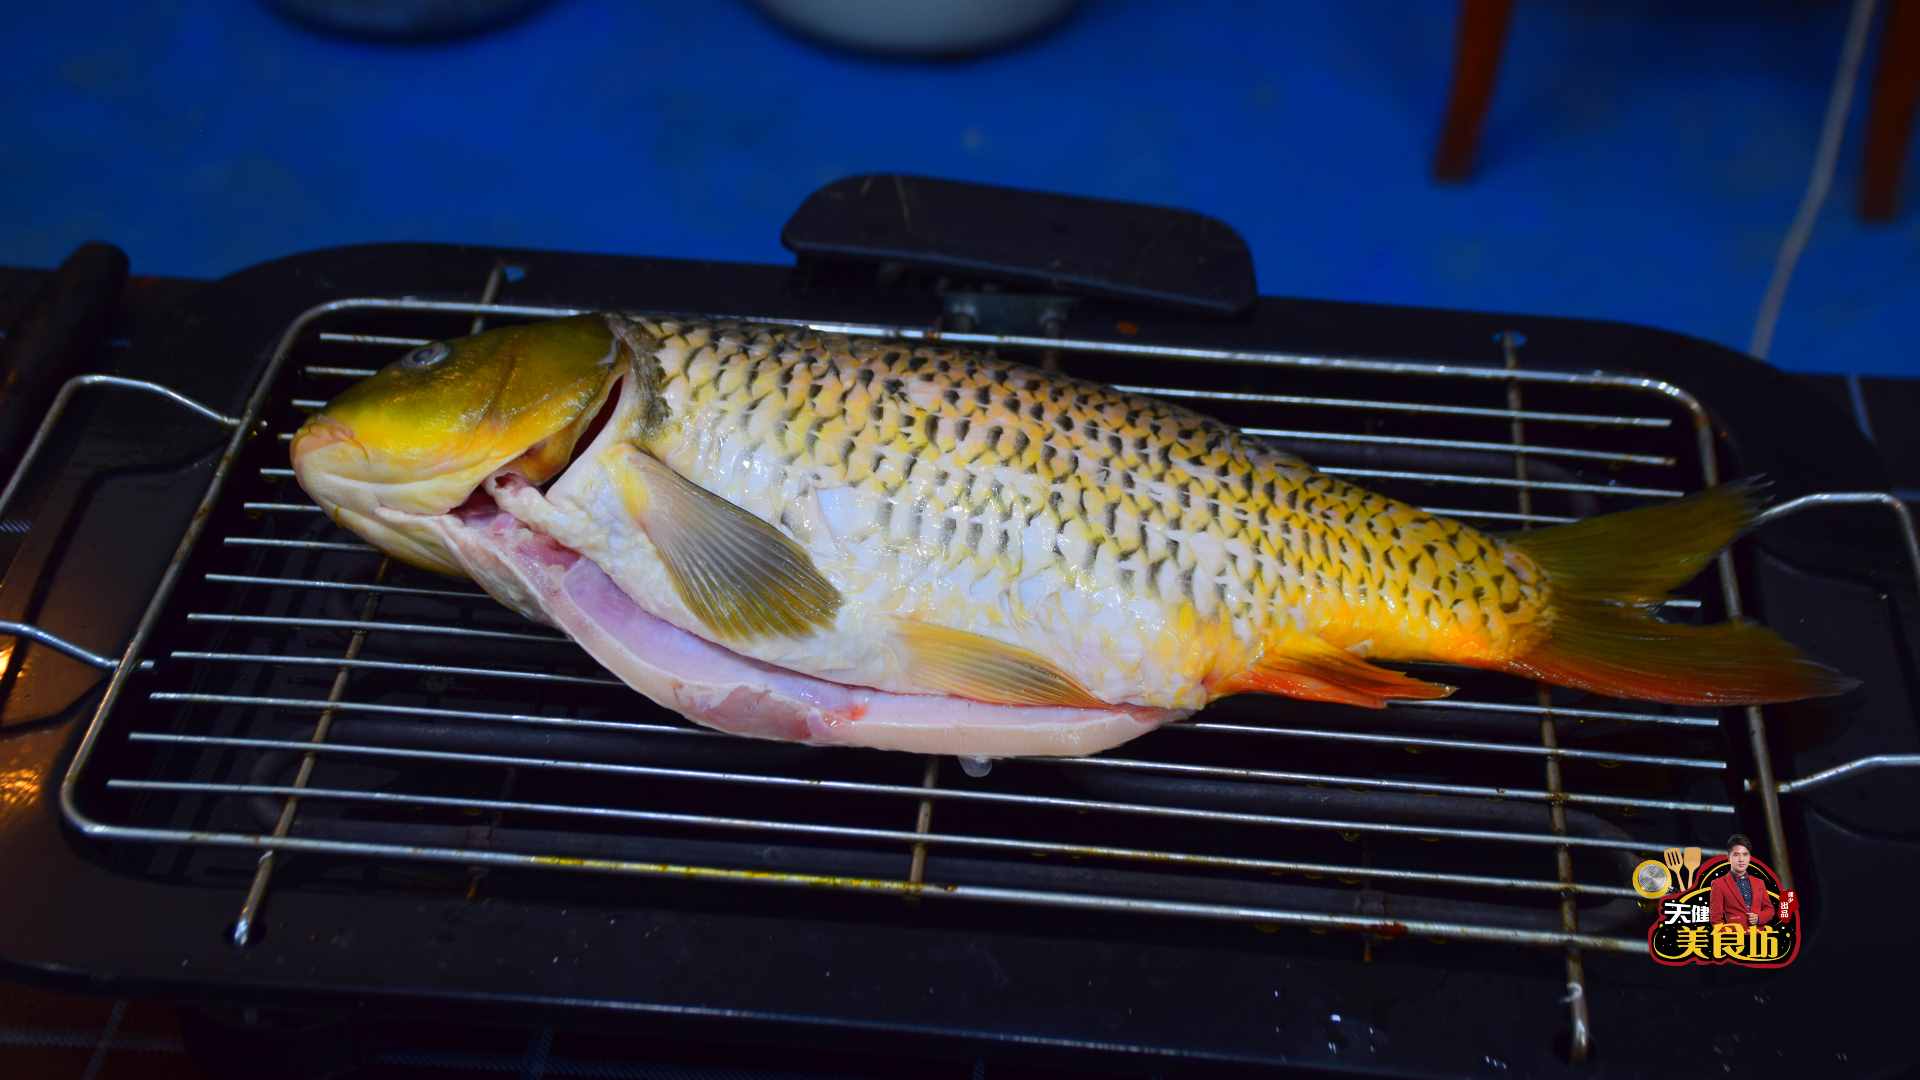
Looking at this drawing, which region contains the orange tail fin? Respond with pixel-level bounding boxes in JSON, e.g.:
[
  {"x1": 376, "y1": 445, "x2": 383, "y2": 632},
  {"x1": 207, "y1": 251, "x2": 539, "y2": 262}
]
[{"x1": 1498, "y1": 481, "x2": 1856, "y2": 706}]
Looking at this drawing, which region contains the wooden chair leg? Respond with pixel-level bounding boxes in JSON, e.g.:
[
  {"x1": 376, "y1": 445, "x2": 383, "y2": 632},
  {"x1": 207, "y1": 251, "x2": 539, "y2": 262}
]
[
  {"x1": 1433, "y1": 0, "x2": 1516, "y2": 182},
  {"x1": 1863, "y1": 0, "x2": 1920, "y2": 221}
]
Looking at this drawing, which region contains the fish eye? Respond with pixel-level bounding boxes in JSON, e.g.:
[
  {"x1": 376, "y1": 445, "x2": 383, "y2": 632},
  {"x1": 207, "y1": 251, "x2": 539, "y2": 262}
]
[{"x1": 402, "y1": 342, "x2": 451, "y2": 369}]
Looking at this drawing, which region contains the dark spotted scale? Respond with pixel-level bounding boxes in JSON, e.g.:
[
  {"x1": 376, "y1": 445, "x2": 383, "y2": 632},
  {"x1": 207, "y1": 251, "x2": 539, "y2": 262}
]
[{"x1": 624, "y1": 319, "x2": 1551, "y2": 705}]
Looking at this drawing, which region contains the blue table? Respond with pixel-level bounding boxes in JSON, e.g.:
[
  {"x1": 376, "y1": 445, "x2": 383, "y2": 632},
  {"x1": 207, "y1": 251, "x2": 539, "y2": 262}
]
[{"x1": 4, "y1": 1, "x2": 1914, "y2": 374}]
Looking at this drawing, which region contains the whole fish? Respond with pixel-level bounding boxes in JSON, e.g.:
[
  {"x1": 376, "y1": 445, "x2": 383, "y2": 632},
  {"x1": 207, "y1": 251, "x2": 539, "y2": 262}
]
[{"x1": 291, "y1": 315, "x2": 1854, "y2": 756}]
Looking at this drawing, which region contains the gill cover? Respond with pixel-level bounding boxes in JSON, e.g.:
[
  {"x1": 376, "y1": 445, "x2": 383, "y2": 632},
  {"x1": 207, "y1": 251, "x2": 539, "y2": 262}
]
[{"x1": 290, "y1": 314, "x2": 623, "y2": 573}]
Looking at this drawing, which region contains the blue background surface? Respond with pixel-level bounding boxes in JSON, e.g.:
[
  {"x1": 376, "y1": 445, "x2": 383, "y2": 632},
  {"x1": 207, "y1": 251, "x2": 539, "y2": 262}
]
[{"x1": 5, "y1": 0, "x2": 1916, "y2": 373}]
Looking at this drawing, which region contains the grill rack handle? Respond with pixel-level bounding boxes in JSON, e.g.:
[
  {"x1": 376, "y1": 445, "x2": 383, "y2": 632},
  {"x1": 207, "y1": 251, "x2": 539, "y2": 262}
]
[{"x1": 0, "y1": 373, "x2": 241, "y2": 671}]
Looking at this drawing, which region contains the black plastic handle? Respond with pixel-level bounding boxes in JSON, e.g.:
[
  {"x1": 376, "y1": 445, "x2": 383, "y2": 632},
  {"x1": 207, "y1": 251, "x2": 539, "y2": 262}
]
[
  {"x1": 0, "y1": 243, "x2": 130, "y2": 472},
  {"x1": 781, "y1": 175, "x2": 1257, "y2": 316}
]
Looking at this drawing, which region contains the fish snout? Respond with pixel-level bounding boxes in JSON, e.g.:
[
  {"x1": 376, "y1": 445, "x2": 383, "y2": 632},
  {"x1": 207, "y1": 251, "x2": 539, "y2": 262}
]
[
  {"x1": 289, "y1": 415, "x2": 375, "y2": 526},
  {"x1": 290, "y1": 415, "x2": 360, "y2": 468}
]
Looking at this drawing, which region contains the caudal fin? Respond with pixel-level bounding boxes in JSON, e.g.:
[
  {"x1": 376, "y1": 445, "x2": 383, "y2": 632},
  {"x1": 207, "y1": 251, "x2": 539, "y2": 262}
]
[{"x1": 1499, "y1": 482, "x2": 1857, "y2": 706}]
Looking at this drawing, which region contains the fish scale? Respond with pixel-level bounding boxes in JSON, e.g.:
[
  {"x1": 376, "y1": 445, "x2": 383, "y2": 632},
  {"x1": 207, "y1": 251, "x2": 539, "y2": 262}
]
[{"x1": 630, "y1": 318, "x2": 1550, "y2": 703}]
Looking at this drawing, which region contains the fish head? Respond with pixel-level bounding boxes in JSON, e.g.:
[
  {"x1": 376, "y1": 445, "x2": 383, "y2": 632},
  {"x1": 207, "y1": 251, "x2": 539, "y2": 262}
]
[{"x1": 291, "y1": 313, "x2": 623, "y2": 574}]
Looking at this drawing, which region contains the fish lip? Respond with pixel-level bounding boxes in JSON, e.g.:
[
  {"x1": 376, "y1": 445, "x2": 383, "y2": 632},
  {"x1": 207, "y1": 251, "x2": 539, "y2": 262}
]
[
  {"x1": 288, "y1": 419, "x2": 366, "y2": 521},
  {"x1": 289, "y1": 416, "x2": 366, "y2": 470}
]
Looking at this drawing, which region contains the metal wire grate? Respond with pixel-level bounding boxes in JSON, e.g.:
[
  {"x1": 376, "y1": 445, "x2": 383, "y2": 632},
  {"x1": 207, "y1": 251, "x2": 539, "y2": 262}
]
[{"x1": 53, "y1": 268, "x2": 1836, "y2": 1063}]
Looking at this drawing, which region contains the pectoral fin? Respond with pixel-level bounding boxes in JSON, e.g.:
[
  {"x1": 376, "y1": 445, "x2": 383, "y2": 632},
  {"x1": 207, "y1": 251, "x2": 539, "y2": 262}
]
[
  {"x1": 895, "y1": 619, "x2": 1106, "y2": 708},
  {"x1": 614, "y1": 445, "x2": 841, "y2": 640},
  {"x1": 1214, "y1": 637, "x2": 1454, "y2": 709}
]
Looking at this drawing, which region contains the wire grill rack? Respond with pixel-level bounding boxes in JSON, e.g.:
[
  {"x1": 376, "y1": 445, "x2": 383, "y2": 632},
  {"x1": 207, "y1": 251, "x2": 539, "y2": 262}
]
[{"x1": 14, "y1": 263, "x2": 1918, "y2": 1064}]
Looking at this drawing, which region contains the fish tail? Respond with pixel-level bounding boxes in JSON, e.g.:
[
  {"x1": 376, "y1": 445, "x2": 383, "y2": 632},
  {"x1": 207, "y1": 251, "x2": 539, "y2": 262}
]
[{"x1": 1496, "y1": 481, "x2": 1857, "y2": 705}]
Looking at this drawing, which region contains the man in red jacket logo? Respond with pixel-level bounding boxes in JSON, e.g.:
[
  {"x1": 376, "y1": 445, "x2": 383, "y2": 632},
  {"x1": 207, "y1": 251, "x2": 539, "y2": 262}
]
[
  {"x1": 1646, "y1": 833, "x2": 1800, "y2": 968},
  {"x1": 1710, "y1": 834, "x2": 1776, "y2": 928}
]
